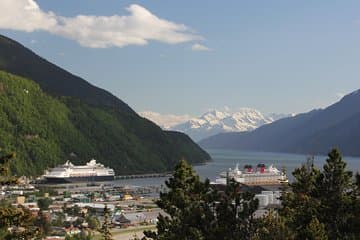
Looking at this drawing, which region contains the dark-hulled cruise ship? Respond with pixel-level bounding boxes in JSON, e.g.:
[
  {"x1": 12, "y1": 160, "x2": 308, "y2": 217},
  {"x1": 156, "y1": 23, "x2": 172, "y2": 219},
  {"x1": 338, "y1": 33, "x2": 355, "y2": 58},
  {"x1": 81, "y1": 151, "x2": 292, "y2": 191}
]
[{"x1": 43, "y1": 159, "x2": 115, "y2": 183}]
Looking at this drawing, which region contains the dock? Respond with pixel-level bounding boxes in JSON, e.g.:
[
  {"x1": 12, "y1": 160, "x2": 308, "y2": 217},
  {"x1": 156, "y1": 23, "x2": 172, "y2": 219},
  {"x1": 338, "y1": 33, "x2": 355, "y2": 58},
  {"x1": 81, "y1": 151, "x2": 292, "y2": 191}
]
[{"x1": 115, "y1": 172, "x2": 172, "y2": 180}]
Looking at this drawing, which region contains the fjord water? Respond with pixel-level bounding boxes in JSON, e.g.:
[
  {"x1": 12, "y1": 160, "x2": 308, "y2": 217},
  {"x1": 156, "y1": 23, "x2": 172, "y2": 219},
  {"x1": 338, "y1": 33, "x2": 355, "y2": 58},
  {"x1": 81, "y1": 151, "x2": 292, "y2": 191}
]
[
  {"x1": 195, "y1": 149, "x2": 360, "y2": 182},
  {"x1": 114, "y1": 149, "x2": 360, "y2": 187}
]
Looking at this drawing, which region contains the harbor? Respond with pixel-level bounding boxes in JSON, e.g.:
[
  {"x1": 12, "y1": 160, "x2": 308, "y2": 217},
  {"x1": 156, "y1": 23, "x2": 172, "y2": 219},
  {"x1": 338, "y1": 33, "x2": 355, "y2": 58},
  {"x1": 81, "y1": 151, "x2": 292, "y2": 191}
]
[{"x1": 2, "y1": 149, "x2": 360, "y2": 239}]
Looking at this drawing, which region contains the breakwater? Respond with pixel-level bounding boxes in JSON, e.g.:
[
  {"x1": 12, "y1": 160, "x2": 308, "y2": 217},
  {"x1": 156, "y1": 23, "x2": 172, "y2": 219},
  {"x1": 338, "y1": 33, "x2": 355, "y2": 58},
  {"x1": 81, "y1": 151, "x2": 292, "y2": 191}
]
[{"x1": 115, "y1": 172, "x2": 172, "y2": 180}]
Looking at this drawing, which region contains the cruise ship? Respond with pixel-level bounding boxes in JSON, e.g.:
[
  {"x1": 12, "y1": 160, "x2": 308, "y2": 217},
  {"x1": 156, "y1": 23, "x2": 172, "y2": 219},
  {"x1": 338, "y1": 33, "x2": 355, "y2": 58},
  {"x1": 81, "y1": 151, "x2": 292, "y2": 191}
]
[
  {"x1": 212, "y1": 163, "x2": 288, "y2": 186},
  {"x1": 43, "y1": 159, "x2": 115, "y2": 183}
]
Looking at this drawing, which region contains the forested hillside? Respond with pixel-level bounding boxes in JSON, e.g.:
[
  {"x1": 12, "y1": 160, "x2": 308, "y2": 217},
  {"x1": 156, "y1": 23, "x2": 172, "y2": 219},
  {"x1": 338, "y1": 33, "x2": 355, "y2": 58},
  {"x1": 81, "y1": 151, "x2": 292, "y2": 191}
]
[{"x1": 0, "y1": 71, "x2": 209, "y2": 176}]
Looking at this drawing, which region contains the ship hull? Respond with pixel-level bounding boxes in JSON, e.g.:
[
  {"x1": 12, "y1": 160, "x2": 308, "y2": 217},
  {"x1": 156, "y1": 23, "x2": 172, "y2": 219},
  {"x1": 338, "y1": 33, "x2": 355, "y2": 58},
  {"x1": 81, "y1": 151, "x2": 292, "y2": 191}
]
[{"x1": 44, "y1": 175, "x2": 114, "y2": 183}]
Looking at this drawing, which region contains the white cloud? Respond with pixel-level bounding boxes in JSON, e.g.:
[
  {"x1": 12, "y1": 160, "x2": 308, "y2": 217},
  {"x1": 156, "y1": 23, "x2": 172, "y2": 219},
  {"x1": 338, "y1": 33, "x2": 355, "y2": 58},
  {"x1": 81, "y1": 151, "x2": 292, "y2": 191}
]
[
  {"x1": 0, "y1": 0, "x2": 202, "y2": 48},
  {"x1": 0, "y1": 0, "x2": 57, "y2": 32},
  {"x1": 139, "y1": 111, "x2": 192, "y2": 129},
  {"x1": 191, "y1": 43, "x2": 211, "y2": 51}
]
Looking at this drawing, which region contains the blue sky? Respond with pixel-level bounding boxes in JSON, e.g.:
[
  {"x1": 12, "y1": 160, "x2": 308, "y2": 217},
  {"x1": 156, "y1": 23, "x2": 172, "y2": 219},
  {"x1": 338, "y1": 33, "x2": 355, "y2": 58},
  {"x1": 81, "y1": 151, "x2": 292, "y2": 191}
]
[{"x1": 1, "y1": 0, "x2": 360, "y2": 116}]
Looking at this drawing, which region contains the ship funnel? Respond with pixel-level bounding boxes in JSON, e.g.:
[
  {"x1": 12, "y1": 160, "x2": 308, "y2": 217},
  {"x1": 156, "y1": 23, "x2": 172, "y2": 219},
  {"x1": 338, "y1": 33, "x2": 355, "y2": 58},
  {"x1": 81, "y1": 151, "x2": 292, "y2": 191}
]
[{"x1": 235, "y1": 163, "x2": 239, "y2": 171}]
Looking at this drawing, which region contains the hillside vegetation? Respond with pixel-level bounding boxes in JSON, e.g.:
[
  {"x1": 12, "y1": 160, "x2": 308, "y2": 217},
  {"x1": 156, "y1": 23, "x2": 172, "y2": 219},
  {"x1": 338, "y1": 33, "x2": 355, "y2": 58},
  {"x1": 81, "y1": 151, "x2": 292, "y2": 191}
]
[
  {"x1": 0, "y1": 34, "x2": 210, "y2": 176},
  {"x1": 0, "y1": 70, "x2": 209, "y2": 176}
]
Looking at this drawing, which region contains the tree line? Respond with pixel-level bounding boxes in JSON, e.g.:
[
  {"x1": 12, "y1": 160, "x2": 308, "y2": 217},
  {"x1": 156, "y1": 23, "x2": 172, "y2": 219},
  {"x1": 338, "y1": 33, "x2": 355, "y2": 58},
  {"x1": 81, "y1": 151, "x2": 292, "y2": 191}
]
[
  {"x1": 141, "y1": 148, "x2": 360, "y2": 240},
  {"x1": 1, "y1": 148, "x2": 359, "y2": 239}
]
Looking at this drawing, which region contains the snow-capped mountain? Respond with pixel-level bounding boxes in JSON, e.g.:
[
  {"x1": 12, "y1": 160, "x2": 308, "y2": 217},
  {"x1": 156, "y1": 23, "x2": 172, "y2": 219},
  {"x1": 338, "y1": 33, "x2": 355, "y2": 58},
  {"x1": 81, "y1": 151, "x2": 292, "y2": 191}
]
[
  {"x1": 171, "y1": 108, "x2": 289, "y2": 142},
  {"x1": 199, "y1": 89, "x2": 360, "y2": 157},
  {"x1": 139, "y1": 111, "x2": 191, "y2": 129},
  {"x1": 140, "y1": 108, "x2": 291, "y2": 142}
]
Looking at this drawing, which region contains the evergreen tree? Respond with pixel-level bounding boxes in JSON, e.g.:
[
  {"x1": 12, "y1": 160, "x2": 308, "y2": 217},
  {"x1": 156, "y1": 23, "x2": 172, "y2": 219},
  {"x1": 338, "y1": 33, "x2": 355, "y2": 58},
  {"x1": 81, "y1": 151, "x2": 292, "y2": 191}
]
[
  {"x1": 280, "y1": 159, "x2": 321, "y2": 239},
  {"x1": 0, "y1": 152, "x2": 19, "y2": 185},
  {"x1": 212, "y1": 179, "x2": 258, "y2": 240},
  {"x1": 0, "y1": 152, "x2": 40, "y2": 239},
  {"x1": 144, "y1": 159, "x2": 215, "y2": 240},
  {"x1": 303, "y1": 217, "x2": 328, "y2": 240},
  {"x1": 349, "y1": 172, "x2": 360, "y2": 238},
  {"x1": 254, "y1": 210, "x2": 294, "y2": 240},
  {"x1": 144, "y1": 160, "x2": 259, "y2": 240},
  {"x1": 315, "y1": 149, "x2": 354, "y2": 239},
  {"x1": 99, "y1": 205, "x2": 113, "y2": 240},
  {"x1": 280, "y1": 149, "x2": 359, "y2": 240},
  {"x1": 37, "y1": 197, "x2": 53, "y2": 211}
]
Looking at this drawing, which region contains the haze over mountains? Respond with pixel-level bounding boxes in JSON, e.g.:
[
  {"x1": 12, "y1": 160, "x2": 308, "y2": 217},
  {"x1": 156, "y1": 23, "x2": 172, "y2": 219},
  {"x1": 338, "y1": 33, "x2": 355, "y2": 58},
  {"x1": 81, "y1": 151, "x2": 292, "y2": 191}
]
[
  {"x1": 139, "y1": 111, "x2": 192, "y2": 130},
  {"x1": 141, "y1": 109, "x2": 291, "y2": 141},
  {"x1": 0, "y1": 34, "x2": 210, "y2": 175},
  {"x1": 200, "y1": 90, "x2": 360, "y2": 157}
]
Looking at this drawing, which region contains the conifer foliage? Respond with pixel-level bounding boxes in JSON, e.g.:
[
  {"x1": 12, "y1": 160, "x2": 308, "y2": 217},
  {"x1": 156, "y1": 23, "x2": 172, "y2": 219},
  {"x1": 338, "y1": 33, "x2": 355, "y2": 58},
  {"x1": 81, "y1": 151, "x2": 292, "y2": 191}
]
[
  {"x1": 144, "y1": 149, "x2": 359, "y2": 240},
  {"x1": 144, "y1": 160, "x2": 259, "y2": 240},
  {"x1": 278, "y1": 148, "x2": 359, "y2": 239},
  {"x1": 0, "y1": 152, "x2": 39, "y2": 239},
  {"x1": 99, "y1": 205, "x2": 113, "y2": 240}
]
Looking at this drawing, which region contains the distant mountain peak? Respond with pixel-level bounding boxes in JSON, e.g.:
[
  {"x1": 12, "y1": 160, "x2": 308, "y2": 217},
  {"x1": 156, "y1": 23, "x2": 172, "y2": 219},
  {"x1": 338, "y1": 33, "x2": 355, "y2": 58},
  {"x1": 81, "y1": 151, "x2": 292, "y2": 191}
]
[
  {"x1": 171, "y1": 108, "x2": 290, "y2": 142},
  {"x1": 139, "y1": 109, "x2": 291, "y2": 142},
  {"x1": 348, "y1": 89, "x2": 360, "y2": 97},
  {"x1": 351, "y1": 88, "x2": 360, "y2": 94},
  {"x1": 199, "y1": 88, "x2": 360, "y2": 157}
]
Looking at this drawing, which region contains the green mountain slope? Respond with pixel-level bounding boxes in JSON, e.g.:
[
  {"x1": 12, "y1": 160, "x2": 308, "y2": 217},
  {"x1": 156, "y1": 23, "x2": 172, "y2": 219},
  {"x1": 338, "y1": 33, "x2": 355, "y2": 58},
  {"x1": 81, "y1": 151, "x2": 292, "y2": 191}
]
[
  {"x1": 0, "y1": 37, "x2": 210, "y2": 176},
  {"x1": 0, "y1": 35, "x2": 131, "y2": 111}
]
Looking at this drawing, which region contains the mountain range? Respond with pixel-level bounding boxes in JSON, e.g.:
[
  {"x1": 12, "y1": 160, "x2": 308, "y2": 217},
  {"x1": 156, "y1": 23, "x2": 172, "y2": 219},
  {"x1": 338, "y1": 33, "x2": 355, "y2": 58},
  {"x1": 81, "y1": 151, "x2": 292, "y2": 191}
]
[
  {"x1": 199, "y1": 90, "x2": 360, "y2": 157},
  {"x1": 142, "y1": 109, "x2": 290, "y2": 142},
  {"x1": 0, "y1": 35, "x2": 210, "y2": 175}
]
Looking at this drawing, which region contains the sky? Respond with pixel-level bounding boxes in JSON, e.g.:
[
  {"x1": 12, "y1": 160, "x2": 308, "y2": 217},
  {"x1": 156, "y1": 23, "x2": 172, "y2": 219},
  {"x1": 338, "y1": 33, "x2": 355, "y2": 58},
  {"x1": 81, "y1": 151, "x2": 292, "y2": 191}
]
[{"x1": 1, "y1": 0, "x2": 360, "y2": 116}]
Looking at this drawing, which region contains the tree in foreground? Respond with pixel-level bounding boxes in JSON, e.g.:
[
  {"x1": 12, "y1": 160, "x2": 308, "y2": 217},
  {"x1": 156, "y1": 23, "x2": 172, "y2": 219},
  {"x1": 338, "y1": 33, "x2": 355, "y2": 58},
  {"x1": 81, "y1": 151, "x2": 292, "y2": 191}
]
[
  {"x1": 315, "y1": 149, "x2": 354, "y2": 239},
  {"x1": 212, "y1": 180, "x2": 259, "y2": 240},
  {"x1": 279, "y1": 148, "x2": 359, "y2": 240},
  {"x1": 0, "y1": 152, "x2": 19, "y2": 185},
  {"x1": 143, "y1": 149, "x2": 359, "y2": 240},
  {"x1": 253, "y1": 210, "x2": 294, "y2": 240},
  {"x1": 144, "y1": 159, "x2": 214, "y2": 239},
  {"x1": 144, "y1": 159, "x2": 259, "y2": 240},
  {"x1": 99, "y1": 205, "x2": 113, "y2": 240},
  {"x1": 279, "y1": 156, "x2": 323, "y2": 239},
  {"x1": 0, "y1": 152, "x2": 40, "y2": 239}
]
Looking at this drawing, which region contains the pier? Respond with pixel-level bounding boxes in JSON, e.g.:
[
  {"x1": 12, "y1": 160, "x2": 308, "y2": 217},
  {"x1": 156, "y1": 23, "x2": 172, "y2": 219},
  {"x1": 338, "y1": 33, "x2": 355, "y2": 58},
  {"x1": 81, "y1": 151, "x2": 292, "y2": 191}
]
[{"x1": 115, "y1": 172, "x2": 172, "y2": 180}]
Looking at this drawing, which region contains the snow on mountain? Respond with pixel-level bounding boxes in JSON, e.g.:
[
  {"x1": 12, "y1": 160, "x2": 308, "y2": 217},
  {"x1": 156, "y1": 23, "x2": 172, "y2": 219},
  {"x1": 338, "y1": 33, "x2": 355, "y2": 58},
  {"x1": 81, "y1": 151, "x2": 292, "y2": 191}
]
[
  {"x1": 140, "y1": 109, "x2": 291, "y2": 142},
  {"x1": 139, "y1": 111, "x2": 191, "y2": 129},
  {"x1": 171, "y1": 108, "x2": 290, "y2": 142}
]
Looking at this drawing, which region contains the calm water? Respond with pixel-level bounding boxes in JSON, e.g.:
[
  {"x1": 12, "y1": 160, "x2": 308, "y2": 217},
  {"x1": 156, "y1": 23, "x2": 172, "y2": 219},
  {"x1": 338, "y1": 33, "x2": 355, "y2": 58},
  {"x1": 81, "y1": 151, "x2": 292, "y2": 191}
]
[{"x1": 113, "y1": 149, "x2": 360, "y2": 187}]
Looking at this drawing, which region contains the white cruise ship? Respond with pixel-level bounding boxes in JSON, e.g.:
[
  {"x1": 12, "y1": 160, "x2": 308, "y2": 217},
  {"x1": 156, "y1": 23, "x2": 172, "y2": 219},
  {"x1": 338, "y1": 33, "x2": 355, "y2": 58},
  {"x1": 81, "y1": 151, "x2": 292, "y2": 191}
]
[
  {"x1": 43, "y1": 159, "x2": 115, "y2": 183},
  {"x1": 213, "y1": 163, "x2": 288, "y2": 186}
]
